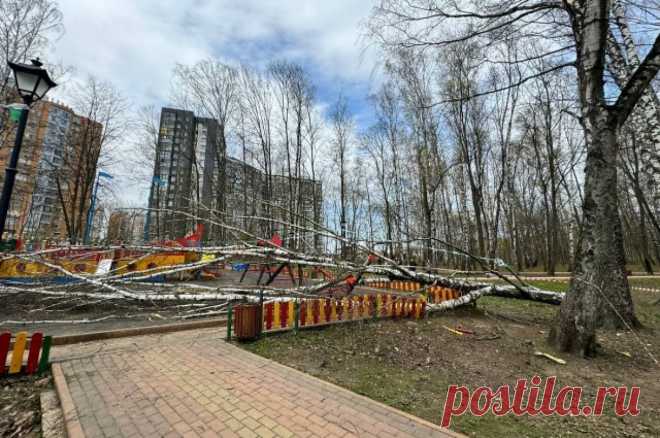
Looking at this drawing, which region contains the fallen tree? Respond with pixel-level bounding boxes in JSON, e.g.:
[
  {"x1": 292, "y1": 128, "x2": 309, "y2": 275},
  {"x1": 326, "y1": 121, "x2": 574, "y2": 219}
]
[{"x1": 0, "y1": 208, "x2": 565, "y2": 324}]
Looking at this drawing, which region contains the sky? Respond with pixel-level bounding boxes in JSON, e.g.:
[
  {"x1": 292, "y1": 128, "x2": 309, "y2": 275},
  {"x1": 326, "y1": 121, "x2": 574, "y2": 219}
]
[{"x1": 46, "y1": 0, "x2": 381, "y2": 205}]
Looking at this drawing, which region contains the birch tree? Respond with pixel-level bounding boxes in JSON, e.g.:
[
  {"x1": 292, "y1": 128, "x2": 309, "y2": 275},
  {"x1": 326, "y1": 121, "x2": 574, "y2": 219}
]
[
  {"x1": 369, "y1": 0, "x2": 660, "y2": 356},
  {"x1": 330, "y1": 95, "x2": 353, "y2": 258},
  {"x1": 172, "y1": 59, "x2": 239, "y2": 240}
]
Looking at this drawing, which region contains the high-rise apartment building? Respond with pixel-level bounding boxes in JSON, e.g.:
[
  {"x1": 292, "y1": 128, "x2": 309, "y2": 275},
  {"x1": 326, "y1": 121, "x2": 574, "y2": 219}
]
[
  {"x1": 147, "y1": 108, "x2": 219, "y2": 240},
  {"x1": 147, "y1": 107, "x2": 322, "y2": 248},
  {"x1": 225, "y1": 158, "x2": 323, "y2": 247},
  {"x1": 0, "y1": 100, "x2": 103, "y2": 242}
]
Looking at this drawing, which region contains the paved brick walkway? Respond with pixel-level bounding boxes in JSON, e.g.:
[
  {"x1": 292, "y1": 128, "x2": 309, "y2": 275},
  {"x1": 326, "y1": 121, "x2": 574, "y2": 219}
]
[{"x1": 52, "y1": 329, "x2": 459, "y2": 437}]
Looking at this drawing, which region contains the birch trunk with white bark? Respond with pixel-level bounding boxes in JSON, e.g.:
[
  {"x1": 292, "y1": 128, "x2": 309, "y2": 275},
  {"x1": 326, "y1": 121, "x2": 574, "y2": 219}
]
[
  {"x1": 552, "y1": 0, "x2": 645, "y2": 356},
  {"x1": 610, "y1": 1, "x2": 660, "y2": 226}
]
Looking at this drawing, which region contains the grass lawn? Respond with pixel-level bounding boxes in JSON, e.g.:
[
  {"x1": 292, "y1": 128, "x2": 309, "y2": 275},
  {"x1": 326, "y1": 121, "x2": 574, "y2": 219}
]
[
  {"x1": 629, "y1": 278, "x2": 660, "y2": 290},
  {"x1": 242, "y1": 289, "x2": 660, "y2": 437},
  {"x1": 487, "y1": 277, "x2": 660, "y2": 293}
]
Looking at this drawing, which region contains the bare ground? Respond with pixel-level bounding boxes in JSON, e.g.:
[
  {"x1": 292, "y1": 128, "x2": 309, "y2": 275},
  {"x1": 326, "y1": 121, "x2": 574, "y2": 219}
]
[{"x1": 0, "y1": 374, "x2": 52, "y2": 437}]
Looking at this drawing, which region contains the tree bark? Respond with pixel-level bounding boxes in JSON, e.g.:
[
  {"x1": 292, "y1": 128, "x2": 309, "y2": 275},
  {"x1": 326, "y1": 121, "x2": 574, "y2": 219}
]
[
  {"x1": 553, "y1": 113, "x2": 639, "y2": 355},
  {"x1": 551, "y1": 1, "x2": 646, "y2": 355}
]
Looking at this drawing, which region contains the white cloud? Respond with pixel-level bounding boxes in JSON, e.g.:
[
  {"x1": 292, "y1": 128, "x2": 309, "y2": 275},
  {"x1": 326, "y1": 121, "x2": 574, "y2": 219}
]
[
  {"x1": 45, "y1": 0, "x2": 380, "y2": 206},
  {"x1": 49, "y1": 0, "x2": 377, "y2": 103}
]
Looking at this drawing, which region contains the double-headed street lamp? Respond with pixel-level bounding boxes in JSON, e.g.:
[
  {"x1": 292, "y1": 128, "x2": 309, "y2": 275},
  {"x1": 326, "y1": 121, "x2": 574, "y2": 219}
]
[{"x1": 0, "y1": 58, "x2": 57, "y2": 243}]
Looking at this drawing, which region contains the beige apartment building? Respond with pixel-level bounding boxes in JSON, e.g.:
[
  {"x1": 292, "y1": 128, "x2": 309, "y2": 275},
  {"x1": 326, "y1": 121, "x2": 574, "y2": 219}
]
[{"x1": 0, "y1": 100, "x2": 103, "y2": 243}]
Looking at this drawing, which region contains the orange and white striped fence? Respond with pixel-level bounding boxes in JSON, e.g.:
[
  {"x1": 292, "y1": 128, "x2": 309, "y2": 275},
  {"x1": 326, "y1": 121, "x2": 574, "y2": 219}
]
[
  {"x1": 260, "y1": 293, "x2": 425, "y2": 334},
  {"x1": 365, "y1": 280, "x2": 422, "y2": 292},
  {"x1": 363, "y1": 280, "x2": 462, "y2": 304},
  {"x1": 227, "y1": 281, "x2": 467, "y2": 340}
]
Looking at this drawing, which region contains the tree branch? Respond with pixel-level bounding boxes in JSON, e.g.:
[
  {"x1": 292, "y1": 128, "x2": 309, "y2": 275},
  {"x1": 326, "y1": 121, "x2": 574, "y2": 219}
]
[
  {"x1": 429, "y1": 61, "x2": 575, "y2": 106},
  {"x1": 614, "y1": 33, "x2": 660, "y2": 126}
]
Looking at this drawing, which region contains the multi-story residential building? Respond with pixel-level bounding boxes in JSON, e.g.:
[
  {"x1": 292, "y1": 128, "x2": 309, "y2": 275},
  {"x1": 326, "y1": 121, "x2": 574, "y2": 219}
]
[
  {"x1": 147, "y1": 108, "x2": 219, "y2": 240},
  {"x1": 0, "y1": 100, "x2": 103, "y2": 242},
  {"x1": 147, "y1": 107, "x2": 322, "y2": 248},
  {"x1": 224, "y1": 158, "x2": 323, "y2": 249}
]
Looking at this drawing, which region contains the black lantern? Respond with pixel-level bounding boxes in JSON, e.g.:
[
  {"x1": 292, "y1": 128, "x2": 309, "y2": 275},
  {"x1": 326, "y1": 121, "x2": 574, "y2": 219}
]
[
  {"x1": 7, "y1": 58, "x2": 57, "y2": 105},
  {"x1": 0, "y1": 58, "x2": 57, "y2": 241}
]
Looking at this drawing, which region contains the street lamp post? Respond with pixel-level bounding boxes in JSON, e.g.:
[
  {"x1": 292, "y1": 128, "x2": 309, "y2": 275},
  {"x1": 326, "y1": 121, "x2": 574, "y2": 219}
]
[
  {"x1": 0, "y1": 59, "x2": 57, "y2": 243},
  {"x1": 83, "y1": 171, "x2": 113, "y2": 245}
]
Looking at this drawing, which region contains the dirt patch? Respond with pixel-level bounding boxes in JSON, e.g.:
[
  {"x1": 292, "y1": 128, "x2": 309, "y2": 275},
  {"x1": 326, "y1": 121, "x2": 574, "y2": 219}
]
[
  {"x1": 0, "y1": 374, "x2": 51, "y2": 437},
  {"x1": 244, "y1": 290, "x2": 660, "y2": 438}
]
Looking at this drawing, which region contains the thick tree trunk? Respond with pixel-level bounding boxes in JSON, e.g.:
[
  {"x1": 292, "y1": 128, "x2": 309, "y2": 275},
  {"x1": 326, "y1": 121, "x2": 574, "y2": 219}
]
[
  {"x1": 549, "y1": 0, "x2": 651, "y2": 357},
  {"x1": 552, "y1": 117, "x2": 639, "y2": 355}
]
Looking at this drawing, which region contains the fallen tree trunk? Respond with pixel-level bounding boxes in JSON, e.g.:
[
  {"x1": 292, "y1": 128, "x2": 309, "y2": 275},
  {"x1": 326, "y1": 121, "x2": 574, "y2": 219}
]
[
  {"x1": 427, "y1": 287, "x2": 493, "y2": 312},
  {"x1": 489, "y1": 286, "x2": 564, "y2": 305}
]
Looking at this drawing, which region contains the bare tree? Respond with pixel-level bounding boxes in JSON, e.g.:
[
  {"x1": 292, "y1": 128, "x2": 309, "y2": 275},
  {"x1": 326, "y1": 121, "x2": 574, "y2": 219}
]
[
  {"x1": 269, "y1": 61, "x2": 315, "y2": 249},
  {"x1": 606, "y1": 1, "x2": 660, "y2": 256},
  {"x1": 55, "y1": 76, "x2": 128, "y2": 244},
  {"x1": 304, "y1": 99, "x2": 323, "y2": 251},
  {"x1": 364, "y1": 81, "x2": 410, "y2": 259},
  {"x1": 330, "y1": 95, "x2": 353, "y2": 258},
  {"x1": 369, "y1": 0, "x2": 660, "y2": 355},
  {"x1": 172, "y1": 59, "x2": 239, "y2": 241},
  {"x1": 134, "y1": 105, "x2": 160, "y2": 183},
  {"x1": 239, "y1": 65, "x2": 275, "y2": 236},
  {"x1": 487, "y1": 40, "x2": 522, "y2": 267},
  {"x1": 387, "y1": 49, "x2": 446, "y2": 265}
]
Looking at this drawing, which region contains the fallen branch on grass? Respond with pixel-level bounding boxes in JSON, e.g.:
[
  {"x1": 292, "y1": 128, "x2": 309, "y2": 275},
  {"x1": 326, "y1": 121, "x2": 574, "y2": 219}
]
[
  {"x1": 489, "y1": 286, "x2": 564, "y2": 305},
  {"x1": 534, "y1": 351, "x2": 567, "y2": 365}
]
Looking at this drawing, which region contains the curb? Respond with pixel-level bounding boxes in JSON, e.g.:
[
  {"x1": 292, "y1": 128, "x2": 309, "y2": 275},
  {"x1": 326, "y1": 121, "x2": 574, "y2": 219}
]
[
  {"x1": 51, "y1": 317, "x2": 226, "y2": 346},
  {"x1": 52, "y1": 363, "x2": 85, "y2": 438}
]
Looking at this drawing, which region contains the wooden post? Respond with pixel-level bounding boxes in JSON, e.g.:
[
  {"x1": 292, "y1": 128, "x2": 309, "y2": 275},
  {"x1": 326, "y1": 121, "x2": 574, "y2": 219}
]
[
  {"x1": 0, "y1": 332, "x2": 10, "y2": 375},
  {"x1": 294, "y1": 299, "x2": 300, "y2": 333},
  {"x1": 26, "y1": 332, "x2": 43, "y2": 374},
  {"x1": 38, "y1": 336, "x2": 52, "y2": 374},
  {"x1": 9, "y1": 332, "x2": 27, "y2": 374},
  {"x1": 226, "y1": 304, "x2": 233, "y2": 341},
  {"x1": 258, "y1": 289, "x2": 264, "y2": 338}
]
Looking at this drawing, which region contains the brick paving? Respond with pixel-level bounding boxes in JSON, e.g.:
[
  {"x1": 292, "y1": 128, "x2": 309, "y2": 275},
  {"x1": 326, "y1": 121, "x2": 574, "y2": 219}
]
[{"x1": 53, "y1": 329, "x2": 460, "y2": 437}]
